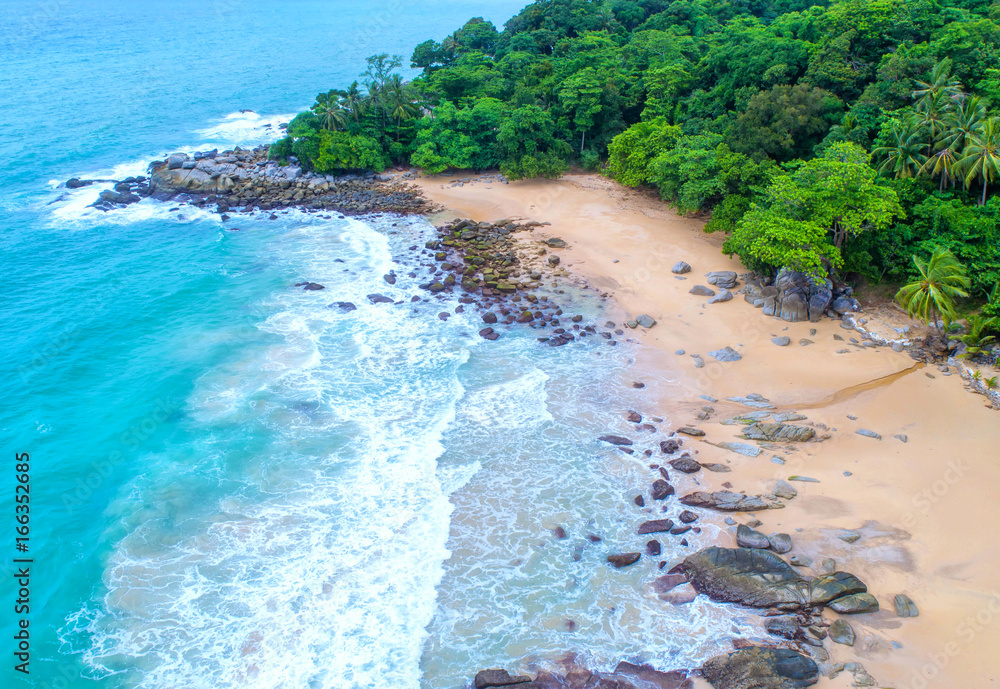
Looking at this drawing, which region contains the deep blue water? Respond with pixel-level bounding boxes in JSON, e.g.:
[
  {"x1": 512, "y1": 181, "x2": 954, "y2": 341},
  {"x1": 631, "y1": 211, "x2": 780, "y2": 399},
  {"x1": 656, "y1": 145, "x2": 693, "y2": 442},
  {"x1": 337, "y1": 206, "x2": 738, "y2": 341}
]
[{"x1": 0, "y1": 3, "x2": 745, "y2": 688}]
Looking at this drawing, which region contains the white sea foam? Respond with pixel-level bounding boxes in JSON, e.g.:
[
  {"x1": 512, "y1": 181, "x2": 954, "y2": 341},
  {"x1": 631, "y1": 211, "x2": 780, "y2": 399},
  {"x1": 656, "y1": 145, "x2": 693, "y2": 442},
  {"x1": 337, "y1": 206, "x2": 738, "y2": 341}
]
[
  {"x1": 194, "y1": 110, "x2": 299, "y2": 149},
  {"x1": 62, "y1": 216, "x2": 474, "y2": 689}
]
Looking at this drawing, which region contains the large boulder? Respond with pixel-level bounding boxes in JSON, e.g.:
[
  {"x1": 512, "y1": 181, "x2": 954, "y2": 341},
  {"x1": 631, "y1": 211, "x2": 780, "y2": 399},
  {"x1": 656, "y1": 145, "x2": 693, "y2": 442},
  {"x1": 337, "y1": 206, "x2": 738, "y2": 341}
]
[
  {"x1": 706, "y1": 271, "x2": 739, "y2": 289},
  {"x1": 475, "y1": 669, "x2": 532, "y2": 688},
  {"x1": 828, "y1": 592, "x2": 879, "y2": 614},
  {"x1": 741, "y1": 423, "x2": 815, "y2": 443},
  {"x1": 679, "y1": 547, "x2": 809, "y2": 608},
  {"x1": 701, "y1": 647, "x2": 818, "y2": 689},
  {"x1": 809, "y1": 572, "x2": 867, "y2": 605},
  {"x1": 680, "y1": 491, "x2": 768, "y2": 511}
]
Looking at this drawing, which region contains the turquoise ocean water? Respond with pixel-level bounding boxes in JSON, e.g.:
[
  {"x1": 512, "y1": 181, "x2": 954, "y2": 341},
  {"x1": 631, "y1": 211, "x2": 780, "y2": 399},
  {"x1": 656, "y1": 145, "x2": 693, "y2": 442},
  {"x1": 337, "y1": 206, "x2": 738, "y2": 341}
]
[{"x1": 0, "y1": 2, "x2": 749, "y2": 688}]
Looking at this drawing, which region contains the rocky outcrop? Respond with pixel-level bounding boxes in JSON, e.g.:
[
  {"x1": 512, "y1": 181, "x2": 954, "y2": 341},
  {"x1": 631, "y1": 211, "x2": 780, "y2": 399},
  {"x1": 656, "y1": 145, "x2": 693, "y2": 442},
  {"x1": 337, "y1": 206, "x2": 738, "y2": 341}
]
[
  {"x1": 678, "y1": 547, "x2": 809, "y2": 608},
  {"x1": 680, "y1": 491, "x2": 770, "y2": 511},
  {"x1": 744, "y1": 269, "x2": 859, "y2": 323},
  {"x1": 701, "y1": 647, "x2": 818, "y2": 689},
  {"x1": 125, "y1": 146, "x2": 436, "y2": 216},
  {"x1": 740, "y1": 423, "x2": 816, "y2": 443}
]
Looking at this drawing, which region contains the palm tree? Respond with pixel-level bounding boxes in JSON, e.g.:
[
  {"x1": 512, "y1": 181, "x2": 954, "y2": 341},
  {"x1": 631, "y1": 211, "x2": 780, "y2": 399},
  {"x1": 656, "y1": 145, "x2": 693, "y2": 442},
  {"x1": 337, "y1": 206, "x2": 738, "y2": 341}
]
[
  {"x1": 912, "y1": 58, "x2": 961, "y2": 104},
  {"x1": 920, "y1": 144, "x2": 960, "y2": 192},
  {"x1": 895, "y1": 247, "x2": 971, "y2": 332},
  {"x1": 952, "y1": 315, "x2": 1000, "y2": 358},
  {"x1": 341, "y1": 81, "x2": 367, "y2": 123},
  {"x1": 873, "y1": 117, "x2": 928, "y2": 179},
  {"x1": 383, "y1": 74, "x2": 419, "y2": 141},
  {"x1": 958, "y1": 117, "x2": 1000, "y2": 206},
  {"x1": 312, "y1": 90, "x2": 348, "y2": 131},
  {"x1": 942, "y1": 95, "x2": 986, "y2": 152},
  {"x1": 914, "y1": 90, "x2": 953, "y2": 150}
]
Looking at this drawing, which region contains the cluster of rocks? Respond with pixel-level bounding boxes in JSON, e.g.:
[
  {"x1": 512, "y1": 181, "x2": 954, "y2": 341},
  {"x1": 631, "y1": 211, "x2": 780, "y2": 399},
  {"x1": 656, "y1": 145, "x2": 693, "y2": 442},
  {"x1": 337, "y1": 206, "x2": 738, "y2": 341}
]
[
  {"x1": 423, "y1": 220, "x2": 647, "y2": 346},
  {"x1": 472, "y1": 648, "x2": 819, "y2": 689},
  {"x1": 743, "y1": 269, "x2": 860, "y2": 323},
  {"x1": 72, "y1": 145, "x2": 437, "y2": 216},
  {"x1": 447, "y1": 173, "x2": 510, "y2": 187},
  {"x1": 472, "y1": 649, "x2": 820, "y2": 689}
]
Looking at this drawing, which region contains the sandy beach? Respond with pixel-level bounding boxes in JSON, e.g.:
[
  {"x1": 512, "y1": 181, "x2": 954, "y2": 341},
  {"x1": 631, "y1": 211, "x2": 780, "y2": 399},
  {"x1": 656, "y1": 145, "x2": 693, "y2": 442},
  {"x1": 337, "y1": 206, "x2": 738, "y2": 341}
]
[{"x1": 415, "y1": 172, "x2": 1000, "y2": 689}]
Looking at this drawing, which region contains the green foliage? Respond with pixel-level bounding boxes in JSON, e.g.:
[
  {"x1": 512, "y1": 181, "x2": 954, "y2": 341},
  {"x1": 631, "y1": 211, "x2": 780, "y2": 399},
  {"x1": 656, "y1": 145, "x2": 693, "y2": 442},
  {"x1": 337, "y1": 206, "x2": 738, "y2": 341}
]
[
  {"x1": 952, "y1": 315, "x2": 1000, "y2": 357},
  {"x1": 724, "y1": 143, "x2": 903, "y2": 273},
  {"x1": 728, "y1": 84, "x2": 844, "y2": 161},
  {"x1": 313, "y1": 131, "x2": 388, "y2": 172},
  {"x1": 606, "y1": 118, "x2": 682, "y2": 186},
  {"x1": 497, "y1": 105, "x2": 571, "y2": 179},
  {"x1": 411, "y1": 99, "x2": 507, "y2": 173},
  {"x1": 895, "y1": 247, "x2": 971, "y2": 329}
]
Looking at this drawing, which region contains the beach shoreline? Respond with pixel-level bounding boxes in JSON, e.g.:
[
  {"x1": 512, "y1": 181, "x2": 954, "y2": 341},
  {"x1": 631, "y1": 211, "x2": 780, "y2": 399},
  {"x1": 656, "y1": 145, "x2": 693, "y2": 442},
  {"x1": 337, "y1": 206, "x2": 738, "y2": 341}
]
[{"x1": 415, "y1": 172, "x2": 1000, "y2": 689}]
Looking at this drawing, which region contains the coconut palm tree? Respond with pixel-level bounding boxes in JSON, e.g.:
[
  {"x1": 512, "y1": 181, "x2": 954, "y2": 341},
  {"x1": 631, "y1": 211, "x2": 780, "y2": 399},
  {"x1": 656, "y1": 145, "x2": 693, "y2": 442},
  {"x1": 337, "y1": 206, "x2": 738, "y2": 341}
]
[
  {"x1": 312, "y1": 90, "x2": 348, "y2": 131},
  {"x1": 383, "y1": 74, "x2": 420, "y2": 141},
  {"x1": 912, "y1": 58, "x2": 961, "y2": 104},
  {"x1": 914, "y1": 90, "x2": 953, "y2": 150},
  {"x1": 958, "y1": 117, "x2": 1000, "y2": 206},
  {"x1": 873, "y1": 117, "x2": 927, "y2": 179},
  {"x1": 920, "y1": 143, "x2": 960, "y2": 192},
  {"x1": 895, "y1": 247, "x2": 971, "y2": 332},
  {"x1": 943, "y1": 95, "x2": 986, "y2": 152},
  {"x1": 340, "y1": 81, "x2": 367, "y2": 123}
]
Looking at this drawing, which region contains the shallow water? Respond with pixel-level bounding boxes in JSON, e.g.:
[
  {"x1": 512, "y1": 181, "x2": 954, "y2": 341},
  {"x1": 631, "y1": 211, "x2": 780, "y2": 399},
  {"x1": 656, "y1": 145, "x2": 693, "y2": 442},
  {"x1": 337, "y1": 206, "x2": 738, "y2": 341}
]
[{"x1": 0, "y1": 2, "x2": 752, "y2": 687}]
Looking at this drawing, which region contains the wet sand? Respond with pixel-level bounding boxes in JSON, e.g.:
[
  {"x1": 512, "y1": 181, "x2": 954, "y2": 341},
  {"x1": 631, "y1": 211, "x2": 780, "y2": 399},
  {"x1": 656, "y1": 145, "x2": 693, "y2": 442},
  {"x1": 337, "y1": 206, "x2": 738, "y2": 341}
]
[{"x1": 415, "y1": 173, "x2": 1000, "y2": 689}]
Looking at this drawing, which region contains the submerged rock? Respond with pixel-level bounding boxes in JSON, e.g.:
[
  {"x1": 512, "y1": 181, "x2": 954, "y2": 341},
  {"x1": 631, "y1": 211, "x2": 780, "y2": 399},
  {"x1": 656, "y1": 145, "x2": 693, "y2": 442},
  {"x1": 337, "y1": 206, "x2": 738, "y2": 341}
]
[
  {"x1": 598, "y1": 435, "x2": 633, "y2": 446},
  {"x1": 607, "y1": 552, "x2": 641, "y2": 568},
  {"x1": 474, "y1": 669, "x2": 532, "y2": 688},
  {"x1": 701, "y1": 647, "x2": 818, "y2": 689},
  {"x1": 638, "y1": 519, "x2": 675, "y2": 535}
]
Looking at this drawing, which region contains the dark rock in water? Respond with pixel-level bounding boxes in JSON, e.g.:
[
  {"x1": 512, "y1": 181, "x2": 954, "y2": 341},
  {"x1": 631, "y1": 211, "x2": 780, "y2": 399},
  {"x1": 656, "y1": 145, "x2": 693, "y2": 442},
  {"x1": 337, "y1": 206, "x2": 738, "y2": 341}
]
[
  {"x1": 742, "y1": 423, "x2": 815, "y2": 443},
  {"x1": 677, "y1": 426, "x2": 705, "y2": 437},
  {"x1": 809, "y1": 572, "x2": 867, "y2": 605},
  {"x1": 827, "y1": 593, "x2": 879, "y2": 614},
  {"x1": 302, "y1": 282, "x2": 325, "y2": 291},
  {"x1": 474, "y1": 669, "x2": 531, "y2": 688},
  {"x1": 768, "y1": 533, "x2": 793, "y2": 554},
  {"x1": 638, "y1": 519, "x2": 675, "y2": 535},
  {"x1": 66, "y1": 178, "x2": 94, "y2": 189},
  {"x1": 679, "y1": 510, "x2": 699, "y2": 524},
  {"x1": 552, "y1": 526, "x2": 568, "y2": 540},
  {"x1": 383, "y1": 273, "x2": 396, "y2": 285},
  {"x1": 627, "y1": 410, "x2": 642, "y2": 423},
  {"x1": 330, "y1": 301, "x2": 356, "y2": 312},
  {"x1": 670, "y1": 456, "x2": 701, "y2": 474},
  {"x1": 765, "y1": 615, "x2": 801, "y2": 640},
  {"x1": 680, "y1": 491, "x2": 768, "y2": 511},
  {"x1": 894, "y1": 593, "x2": 919, "y2": 617},
  {"x1": 479, "y1": 327, "x2": 499, "y2": 340},
  {"x1": 367, "y1": 293, "x2": 393, "y2": 303},
  {"x1": 672, "y1": 261, "x2": 692, "y2": 274},
  {"x1": 690, "y1": 285, "x2": 716, "y2": 297},
  {"x1": 647, "y1": 540, "x2": 662, "y2": 556},
  {"x1": 828, "y1": 619, "x2": 856, "y2": 646},
  {"x1": 598, "y1": 435, "x2": 633, "y2": 446},
  {"x1": 613, "y1": 662, "x2": 690, "y2": 689},
  {"x1": 607, "y1": 552, "x2": 641, "y2": 568},
  {"x1": 634, "y1": 495, "x2": 645, "y2": 507},
  {"x1": 651, "y1": 479, "x2": 674, "y2": 500},
  {"x1": 482, "y1": 311, "x2": 498, "y2": 324},
  {"x1": 702, "y1": 647, "x2": 818, "y2": 689},
  {"x1": 679, "y1": 547, "x2": 809, "y2": 608},
  {"x1": 670, "y1": 524, "x2": 691, "y2": 535},
  {"x1": 737, "y1": 524, "x2": 770, "y2": 549},
  {"x1": 660, "y1": 439, "x2": 680, "y2": 454}
]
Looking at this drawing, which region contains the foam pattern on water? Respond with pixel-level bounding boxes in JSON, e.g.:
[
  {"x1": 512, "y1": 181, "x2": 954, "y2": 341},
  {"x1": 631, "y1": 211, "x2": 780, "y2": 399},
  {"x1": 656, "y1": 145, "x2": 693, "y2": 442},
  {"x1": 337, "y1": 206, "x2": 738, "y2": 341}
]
[{"x1": 59, "y1": 210, "x2": 754, "y2": 689}]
